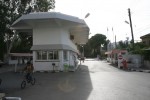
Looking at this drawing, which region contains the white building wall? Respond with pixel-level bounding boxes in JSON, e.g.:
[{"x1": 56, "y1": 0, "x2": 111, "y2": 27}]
[
  {"x1": 60, "y1": 28, "x2": 77, "y2": 50},
  {"x1": 59, "y1": 50, "x2": 64, "y2": 71},
  {"x1": 33, "y1": 23, "x2": 77, "y2": 51},
  {"x1": 32, "y1": 23, "x2": 78, "y2": 71},
  {"x1": 33, "y1": 51, "x2": 61, "y2": 71},
  {"x1": 33, "y1": 24, "x2": 61, "y2": 45},
  {"x1": 8, "y1": 60, "x2": 18, "y2": 65}
]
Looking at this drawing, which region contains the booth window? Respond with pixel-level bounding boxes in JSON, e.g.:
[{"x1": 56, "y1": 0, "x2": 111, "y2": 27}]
[
  {"x1": 37, "y1": 51, "x2": 42, "y2": 60},
  {"x1": 63, "y1": 51, "x2": 68, "y2": 61},
  {"x1": 42, "y1": 51, "x2": 47, "y2": 60},
  {"x1": 48, "y1": 51, "x2": 53, "y2": 60},
  {"x1": 53, "y1": 51, "x2": 59, "y2": 59},
  {"x1": 37, "y1": 51, "x2": 47, "y2": 60},
  {"x1": 48, "y1": 51, "x2": 59, "y2": 60},
  {"x1": 36, "y1": 51, "x2": 59, "y2": 60}
]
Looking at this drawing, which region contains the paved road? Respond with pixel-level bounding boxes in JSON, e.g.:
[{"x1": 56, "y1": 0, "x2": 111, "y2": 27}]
[{"x1": 0, "y1": 59, "x2": 150, "y2": 100}]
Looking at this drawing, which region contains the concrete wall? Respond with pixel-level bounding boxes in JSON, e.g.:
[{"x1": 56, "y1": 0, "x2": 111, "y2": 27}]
[
  {"x1": 32, "y1": 22, "x2": 79, "y2": 71},
  {"x1": 33, "y1": 51, "x2": 61, "y2": 71},
  {"x1": 33, "y1": 50, "x2": 78, "y2": 71},
  {"x1": 126, "y1": 54, "x2": 142, "y2": 68},
  {"x1": 33, "y1": 25, "x2": 61, "y2": 45},
  {"x1": 60, "y1": 28, "x2": 76, "y2": 49},
  {"x1": 8, "y1": 60, "x2": 18, "y2": 65},
  {"x1": 144, "y1": 60, "x2": 150, "y2": 69},
  {"x1": 33, "y1": 23, "x2": 77, "y2": 50},
  {"x1": 8, "y1": 58, "x2": 28, "y2": 65}
]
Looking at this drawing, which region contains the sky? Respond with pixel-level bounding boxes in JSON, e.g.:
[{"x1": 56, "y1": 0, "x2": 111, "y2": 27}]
[{"x1": 54, "y1": 0, "x2": 150, "y2": 42}]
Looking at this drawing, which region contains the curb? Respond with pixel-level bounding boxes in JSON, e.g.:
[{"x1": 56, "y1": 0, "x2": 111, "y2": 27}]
[{"x1": 130, "y1": 69, "x2": 150, "y2": 73}]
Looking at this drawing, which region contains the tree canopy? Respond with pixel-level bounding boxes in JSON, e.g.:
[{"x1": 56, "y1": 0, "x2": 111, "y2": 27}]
[
  {"x1": 0, "y1": 0, "x2": 55, "y2": 61},
  {"x1": 78, "y1": 34, "x2": 107, "y2": 57}
]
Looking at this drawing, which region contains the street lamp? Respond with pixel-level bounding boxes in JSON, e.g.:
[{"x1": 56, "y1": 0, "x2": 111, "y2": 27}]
[
  {"x1": 125, "y1": 20, "x2": 129, "y2": 24},
  {"x1": 84, "y1": 13, "x2": 90, "y2": 19},
  {"x1": 80, "y1": 13, "x2": 90, "y2": 57}
]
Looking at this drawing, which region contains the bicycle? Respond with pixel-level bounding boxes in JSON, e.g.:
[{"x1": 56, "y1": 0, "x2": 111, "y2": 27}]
[{"x1": 21, "y1": 72, "x2": 35, "y2": 89}]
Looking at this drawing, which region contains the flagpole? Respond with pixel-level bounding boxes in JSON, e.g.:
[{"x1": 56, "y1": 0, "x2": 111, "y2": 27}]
[
  {"x1": 112, "y1": 27, "x2": 114, "y2": 44},
  {"x1": 107, "y1": 27, "x2": 109, "y2": 40}
]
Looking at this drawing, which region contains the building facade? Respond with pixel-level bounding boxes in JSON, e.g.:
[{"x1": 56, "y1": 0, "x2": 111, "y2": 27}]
[
  {"x1": 11, "y1": 12, "x2": 89, "y2": 72},
  {"x1": 140, "y1": 33, "x2": 150, "y2": 46}
]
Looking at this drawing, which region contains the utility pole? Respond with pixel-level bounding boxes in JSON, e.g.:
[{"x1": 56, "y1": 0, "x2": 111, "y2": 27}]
[
  {"x1": 128, "y1": 8, "x2": 135, "y2": 49},
  {"x1": 115, "y1": 35, "x2": 117, "y2": 48}
]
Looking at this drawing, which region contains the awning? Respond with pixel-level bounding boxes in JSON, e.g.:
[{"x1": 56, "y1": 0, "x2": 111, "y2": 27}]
[
  {"x1": 31, "y1": 44, "x2": 78, "y2": 53},
  {"x1": 9, "y1": 53, "x2": 32, "y2": 57}
]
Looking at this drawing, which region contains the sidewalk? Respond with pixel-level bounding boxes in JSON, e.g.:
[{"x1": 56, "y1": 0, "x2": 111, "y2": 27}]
[
  {"x1": 108, "y1": 61, "x2": 150, "y2": 73},
  {"x1": 129, "y1": 67, "x2": 150, "y2": 73}
]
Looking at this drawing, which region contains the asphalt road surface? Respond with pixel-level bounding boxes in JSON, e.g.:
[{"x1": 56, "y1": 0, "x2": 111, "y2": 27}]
[{"x1": 0, "y1": 59, "x2": 150, "y2": 100}]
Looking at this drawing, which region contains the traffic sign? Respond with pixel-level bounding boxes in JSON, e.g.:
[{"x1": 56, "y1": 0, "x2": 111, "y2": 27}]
[{"x1": 118, "y1": 55, "x2": 123, "y2": 60}]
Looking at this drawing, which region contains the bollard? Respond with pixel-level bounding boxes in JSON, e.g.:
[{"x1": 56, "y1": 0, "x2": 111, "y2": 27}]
[
  {"x1": 51, "y1": 63, "x2": 55, "y2": 73},
  {"x1": 14, "y1": 64, "x2": 17, "y2": 72}
]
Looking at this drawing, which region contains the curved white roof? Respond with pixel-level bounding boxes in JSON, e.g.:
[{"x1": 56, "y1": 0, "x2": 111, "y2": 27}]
[
  {"x1": 11, "y1": 12, "x2": 89, "y2": 45},
  {"x1": 12, "y1": 12, "x2": 86, "y2": 26}
]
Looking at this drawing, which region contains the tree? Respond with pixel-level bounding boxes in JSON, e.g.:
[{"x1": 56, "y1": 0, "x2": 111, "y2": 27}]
[
  {"x1": 35, "y1": 0, "x2": 55, "y2": 12},
  {"x1": 11, "y1": 33, "x2": 33, "y2": 53},
  {"x1": 131, "y1": 42, "x2": 148, "y2": 54},
  {"x1": 88, "y1": 34, "x2": 107, "y2": 57},
  {"x1": 116, "y1": 41, "x2": 128, "y2": 49},
  {"x1": 0, "y1": 0, "x2": 55, "y2": 62}
]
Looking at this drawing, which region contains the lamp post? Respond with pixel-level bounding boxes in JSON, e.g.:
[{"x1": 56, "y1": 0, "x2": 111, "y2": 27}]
[
  {"x1": 84, "y1": 13, "x2": 90, "y2": 19},
  {"x1": 80, "y1": 13, "x2": 90, "y2": 58}
]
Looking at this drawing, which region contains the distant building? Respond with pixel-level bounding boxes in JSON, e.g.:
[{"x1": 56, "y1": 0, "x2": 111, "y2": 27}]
[{"x1": 140, "y1": 33, "x2": 150, "y2": 46}]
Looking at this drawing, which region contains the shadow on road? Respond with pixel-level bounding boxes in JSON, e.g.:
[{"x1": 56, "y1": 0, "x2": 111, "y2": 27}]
[
  {"x1": 0, "y1": 72, "x2": 23, "y2": 93},
  {"x1": 0, "y1": 66, "x2": 93, "y2": 100}
]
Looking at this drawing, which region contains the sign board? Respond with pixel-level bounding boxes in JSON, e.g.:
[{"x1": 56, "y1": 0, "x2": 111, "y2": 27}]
[{"x1": 118, "y1": 55, "x2": 123, "y2": 60}]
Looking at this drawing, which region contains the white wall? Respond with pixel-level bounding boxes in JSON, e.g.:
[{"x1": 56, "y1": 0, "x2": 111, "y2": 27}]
[
  {"x1": 33, "y1": 24, "x2": 61, "y2": 45},
  {"x1": 33, "y1": 51, "x2": 61, "y2": 71},
  {"x1": 32, "y1": 22, "x2": 79, "y2": 71},
  {"x1": 33, "y1": 50, "x2": 79, "y2": 71},
  {"x1": 33, "y1": 23, "x2": 77, "y2": 51},
  {"x1": 126, "y1": 54, "x2": 142, "y2": 68},
  {"x1": 8, "y1": 60, "x2": 18, "y2": 65},
  {"x1": 60, "y1": 28, "x2": 77, "y2": 49},
  {"x1": 144, "y1": 60, "x2": 150, "y2": 69}
]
